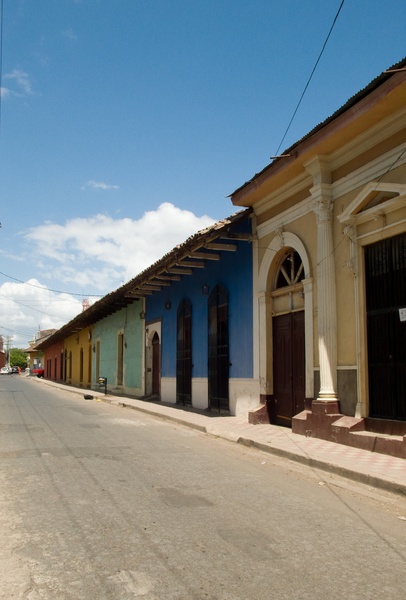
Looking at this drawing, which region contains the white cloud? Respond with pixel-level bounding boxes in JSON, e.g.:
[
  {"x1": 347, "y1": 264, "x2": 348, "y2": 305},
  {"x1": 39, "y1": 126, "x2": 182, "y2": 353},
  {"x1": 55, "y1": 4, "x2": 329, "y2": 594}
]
[
  {"x1": 0, "y1": 279, "x2": 84, "y2": 349},
  {"x1": 82, "y1": 180, "x2": 120, "y2": 190},
  {"x1": 1, "y1": 204, "x2": 215, "y2": 346},
  {"x1": 3, "y1": 69, "x2": 33, "y2": 97},
  {"x1": 24, "y1": 203, "x2": 216, "y2": 292}
]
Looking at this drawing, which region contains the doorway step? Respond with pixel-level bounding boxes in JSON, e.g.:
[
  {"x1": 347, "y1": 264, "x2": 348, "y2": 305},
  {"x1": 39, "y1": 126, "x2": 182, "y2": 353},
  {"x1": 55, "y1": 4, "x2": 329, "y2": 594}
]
[
  {"x1": 330, "y1": 417, "x2": 406, "y2": 459},
  {"x1": 292, "y1": 409, "x2": 406, "y2": 459}
]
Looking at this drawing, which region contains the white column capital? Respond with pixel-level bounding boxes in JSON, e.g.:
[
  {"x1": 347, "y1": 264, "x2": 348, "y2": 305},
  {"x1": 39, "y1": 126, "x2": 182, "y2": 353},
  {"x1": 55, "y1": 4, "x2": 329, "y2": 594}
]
[{"x1": 311, "y1": 184, "x2": 333, "y2": 223}]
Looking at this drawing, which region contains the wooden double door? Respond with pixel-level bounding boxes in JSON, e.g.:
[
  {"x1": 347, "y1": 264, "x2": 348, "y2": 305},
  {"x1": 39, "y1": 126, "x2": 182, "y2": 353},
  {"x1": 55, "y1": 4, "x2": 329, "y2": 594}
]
[{"x1": 273, "y1": 311, "x2": 305, "y2": 426}]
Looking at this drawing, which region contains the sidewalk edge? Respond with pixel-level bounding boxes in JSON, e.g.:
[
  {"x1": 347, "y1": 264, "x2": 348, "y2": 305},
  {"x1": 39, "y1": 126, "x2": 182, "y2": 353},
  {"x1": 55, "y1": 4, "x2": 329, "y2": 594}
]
[{"x1": 237, "y1": 437, "x2": 406, "y2": 497}]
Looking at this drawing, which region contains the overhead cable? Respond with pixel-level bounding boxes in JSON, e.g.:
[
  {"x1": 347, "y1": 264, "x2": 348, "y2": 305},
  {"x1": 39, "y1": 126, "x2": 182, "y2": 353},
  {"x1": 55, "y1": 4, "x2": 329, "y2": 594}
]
[
  {"x1": 0, "y1": 270, "x2": 100, "y2": 297},
  {"x1": 273, "y1": 0, "x2": 346, "y2": 157}
]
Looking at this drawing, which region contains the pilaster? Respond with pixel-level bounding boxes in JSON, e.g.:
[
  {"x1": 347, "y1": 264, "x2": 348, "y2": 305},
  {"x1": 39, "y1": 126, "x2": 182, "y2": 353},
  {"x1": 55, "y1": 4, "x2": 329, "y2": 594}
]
[{"x1": 306, "y1": 156, "x2": 338, "y2": 404}]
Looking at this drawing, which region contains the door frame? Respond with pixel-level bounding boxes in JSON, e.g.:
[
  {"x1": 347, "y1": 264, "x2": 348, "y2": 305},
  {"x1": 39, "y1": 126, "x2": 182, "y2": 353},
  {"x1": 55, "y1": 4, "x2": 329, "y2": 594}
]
[
  {"x1": 257, "y1": 232, "x2": 314, "y2": 414},
  {"x1": 273, "y1": 311, "x2": 305, "y2": 425},
  {"x1": 145, "y1": 320, "x2": 162, "y2": 397}
]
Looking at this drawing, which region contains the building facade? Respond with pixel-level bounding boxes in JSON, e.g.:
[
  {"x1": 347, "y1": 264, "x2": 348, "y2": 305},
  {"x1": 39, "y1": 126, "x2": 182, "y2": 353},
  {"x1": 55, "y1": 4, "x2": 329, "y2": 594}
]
[
  {"x1": 144, "y1": 211, "x2": 256, "y2": 416},
  {"x1": 92, "y1": 302, "x2": 144, "y2": 397},
  {"x1": 230, "y1": 60, "x2": 406, "y2": 456}
]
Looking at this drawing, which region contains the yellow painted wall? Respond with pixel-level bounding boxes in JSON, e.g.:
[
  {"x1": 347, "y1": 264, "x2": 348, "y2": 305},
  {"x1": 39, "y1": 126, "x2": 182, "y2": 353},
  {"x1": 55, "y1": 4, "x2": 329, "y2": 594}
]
[{"x1": 64, "y1": 327, "x2": 94, "y2": 387}]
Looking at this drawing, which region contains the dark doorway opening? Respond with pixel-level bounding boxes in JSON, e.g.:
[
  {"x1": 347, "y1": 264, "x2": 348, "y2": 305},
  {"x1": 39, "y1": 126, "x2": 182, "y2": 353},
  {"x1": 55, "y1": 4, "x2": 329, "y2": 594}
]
[
  {"x1": 152, "y1": 332, "x2": 161, "y2": 397},
  {"x1": 208, "y1": 285, "x2": 229, "y2": 412},
  {"x1": 365, "y1": 232, "x2": 406, "y2": 420},
  {"x1": 176, "y1": 299, "x2": 192, "y2": 406}
]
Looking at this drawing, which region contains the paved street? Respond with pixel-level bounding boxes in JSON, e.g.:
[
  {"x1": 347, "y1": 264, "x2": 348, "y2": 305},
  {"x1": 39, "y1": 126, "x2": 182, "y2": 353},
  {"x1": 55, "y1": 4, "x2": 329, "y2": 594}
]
[{"x1": 1, "y1": 375, "x2": 406, "y2": 599}]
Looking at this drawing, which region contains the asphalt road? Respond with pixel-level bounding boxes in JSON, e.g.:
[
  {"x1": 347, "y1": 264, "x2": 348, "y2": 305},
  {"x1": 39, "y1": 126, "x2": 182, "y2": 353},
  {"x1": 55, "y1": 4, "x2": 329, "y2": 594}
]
[{"x1": 1, "y1": 375, "x2": 405, "y2": 599}]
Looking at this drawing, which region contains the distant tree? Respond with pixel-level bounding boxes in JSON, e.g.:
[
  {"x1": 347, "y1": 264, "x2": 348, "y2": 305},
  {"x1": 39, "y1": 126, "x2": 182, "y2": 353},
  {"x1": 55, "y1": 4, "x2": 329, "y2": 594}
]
[{"x1": 10, "y1": 348, "x2": 28, "y2": 369}]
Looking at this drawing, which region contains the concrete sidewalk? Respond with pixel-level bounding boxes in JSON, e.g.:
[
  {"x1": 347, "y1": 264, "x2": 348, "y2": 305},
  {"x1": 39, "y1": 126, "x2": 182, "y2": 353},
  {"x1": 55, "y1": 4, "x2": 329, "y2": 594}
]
[{"x1": 33, "y1": 377, "x2": 406, "y2": 497}]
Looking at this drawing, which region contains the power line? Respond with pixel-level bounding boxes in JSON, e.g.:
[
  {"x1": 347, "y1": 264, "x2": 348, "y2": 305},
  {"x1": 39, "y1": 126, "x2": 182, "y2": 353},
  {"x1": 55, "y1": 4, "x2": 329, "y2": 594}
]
[
  {"x1": 0, "y1": 292, "x2": 79, "y2": 319},
  {"x1": 0, "y1": 270, "x2": 100, "y2": 297},
  {"x1": 273, "y1": 0, "x2": 346, "y2": 157},
  {"x1": 0, "y1": 324, "x2": 36, "y2": 341}
]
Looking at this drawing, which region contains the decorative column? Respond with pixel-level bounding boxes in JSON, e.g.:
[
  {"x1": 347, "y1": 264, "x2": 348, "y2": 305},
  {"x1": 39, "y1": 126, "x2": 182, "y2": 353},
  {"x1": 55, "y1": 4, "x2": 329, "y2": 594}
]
[
  {"x1": 258, "y1": 291, "x2": 271, "y2": 397},
  {"x1": 344, "y1": 223, "x2": 364, "y2": 418},
  {"x1": 306, "y1": 157, "x2": 340, "y2": 412}
]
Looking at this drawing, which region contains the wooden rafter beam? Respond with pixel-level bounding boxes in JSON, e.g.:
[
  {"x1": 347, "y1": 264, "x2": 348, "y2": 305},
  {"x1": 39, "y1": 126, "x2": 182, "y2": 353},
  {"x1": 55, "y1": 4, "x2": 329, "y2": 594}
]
[
  {"x1": 205, "y1": 242, "x2": 237, "y2": 251},
  {"x1": 188, "y1": 251, "x2": 220, "y2": 260},
  {"x1": 138, "y1": 285, "x2": 162, "y2": 292},
  {"x1": 125, "y1": 290, "x2": 153, "y2": 297},
  {"x1": 220, "y1": 233, "x2": 252, "y2": 241},
  {"x1": 167, "y1": 267, "x2": 193, "y2": 275},
  {"x1": 150, "y1": 279, "x2": 171, "y2": 286},
  {"x1": 155, "y1": 274, "x2": 181, "y2": 281},
  {"x1": 177, "y1": 260, "x2": 205, "y2": 268}
]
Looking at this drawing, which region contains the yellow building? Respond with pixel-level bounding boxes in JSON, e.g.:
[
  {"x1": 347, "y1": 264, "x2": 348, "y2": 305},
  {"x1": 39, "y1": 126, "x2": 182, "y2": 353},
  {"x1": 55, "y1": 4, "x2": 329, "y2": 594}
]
[
  {"x1": 64, "y1": 327, "x2": 94, "y2": 388},
  {"x1": 230, "y1": 59, "x2": 406, "y2": 456}
]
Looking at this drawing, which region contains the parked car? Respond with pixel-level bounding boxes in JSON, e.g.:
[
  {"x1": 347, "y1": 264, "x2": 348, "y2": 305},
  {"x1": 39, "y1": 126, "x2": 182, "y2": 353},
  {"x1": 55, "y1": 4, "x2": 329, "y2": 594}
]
[
  {"x1": 0, "y1": 366, "x2": 10, "y2": 374},
  {"x1": 10, "y1": 366, "x2": 19, "y2": 374},
  {"x1": 32, "y1": 368, "x2": 44, "y2": 378}
]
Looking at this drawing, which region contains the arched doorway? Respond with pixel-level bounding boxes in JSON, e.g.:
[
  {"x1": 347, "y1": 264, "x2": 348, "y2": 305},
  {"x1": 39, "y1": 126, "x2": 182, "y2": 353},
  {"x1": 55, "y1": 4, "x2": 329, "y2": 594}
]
[
  {"x1": 152, "y1": 332, "x2": 161, "y2": 397},
  {"x1": 176, "y1": 299, "x2": 192, "y2": 405},
  {"x1": 208, "y1": 285, "x2": 229, "y2": 412},
  {"x1": 272, "y1": 249, "x2": 305, "y2": 426}
]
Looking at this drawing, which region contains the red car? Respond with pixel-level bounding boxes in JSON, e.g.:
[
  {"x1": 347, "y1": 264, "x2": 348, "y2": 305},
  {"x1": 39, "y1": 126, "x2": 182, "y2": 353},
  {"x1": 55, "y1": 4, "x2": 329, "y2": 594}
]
[{"x1": 32, "y1": 368, "x2": 44, "y2": 378}]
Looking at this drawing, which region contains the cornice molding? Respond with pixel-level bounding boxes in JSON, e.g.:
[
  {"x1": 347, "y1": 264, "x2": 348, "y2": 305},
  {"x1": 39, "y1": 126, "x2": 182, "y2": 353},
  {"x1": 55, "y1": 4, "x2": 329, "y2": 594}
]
[
  {"x1": 256, "y1": 197, "x2": 313, "y2": 239},
  {"x1": 332, "y1": 141, "x2": 406, "y2": 199},
  {"x1": 330, "y1": 106, "x2": 406, "y2": 172},
  {"x1": 254, "y1": 171, "x2": 311, "y2": 216},
  {"x1": 254, "y1": 107, "x2": 406, "y2": 216}
]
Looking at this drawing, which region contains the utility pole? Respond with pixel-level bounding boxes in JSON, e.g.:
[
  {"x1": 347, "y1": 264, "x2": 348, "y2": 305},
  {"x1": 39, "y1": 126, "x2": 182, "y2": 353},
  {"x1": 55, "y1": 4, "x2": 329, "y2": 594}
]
[{"x1": 5, "y1": 336, "x2": 12, "y2": 367}]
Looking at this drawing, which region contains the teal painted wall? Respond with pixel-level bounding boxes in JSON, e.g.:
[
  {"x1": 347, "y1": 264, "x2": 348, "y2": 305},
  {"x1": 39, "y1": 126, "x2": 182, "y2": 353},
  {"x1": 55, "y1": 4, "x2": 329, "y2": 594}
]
[{"x1": 93, "y1": 301, "x2": 143, "y2": 393}]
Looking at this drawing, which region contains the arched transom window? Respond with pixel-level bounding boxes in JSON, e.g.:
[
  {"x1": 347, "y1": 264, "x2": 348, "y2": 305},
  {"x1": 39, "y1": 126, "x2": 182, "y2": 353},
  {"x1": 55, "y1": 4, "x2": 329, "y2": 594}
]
[{"x1": 275, "y1": 249, "x2": 304, "y2": 290}]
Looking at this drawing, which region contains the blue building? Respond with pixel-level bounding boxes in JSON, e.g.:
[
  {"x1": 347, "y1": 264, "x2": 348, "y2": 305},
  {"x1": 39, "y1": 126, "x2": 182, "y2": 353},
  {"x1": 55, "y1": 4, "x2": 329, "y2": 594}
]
[{"x1": 126, "y1": 209, "x2": 258, "y2": 416}]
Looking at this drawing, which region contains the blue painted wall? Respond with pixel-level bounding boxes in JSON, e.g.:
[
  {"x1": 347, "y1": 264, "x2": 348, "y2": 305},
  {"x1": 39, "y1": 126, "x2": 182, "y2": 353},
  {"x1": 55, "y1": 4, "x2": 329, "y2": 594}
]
[{"x1": 146, "y1": 217, "x2": 253, "y2": 379}]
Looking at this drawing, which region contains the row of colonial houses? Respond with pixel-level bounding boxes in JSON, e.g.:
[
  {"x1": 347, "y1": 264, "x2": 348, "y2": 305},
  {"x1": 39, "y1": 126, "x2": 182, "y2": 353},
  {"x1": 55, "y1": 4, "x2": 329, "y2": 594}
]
[{"x1": 36, "y1": 59, "x2": 406, "y2": 458}]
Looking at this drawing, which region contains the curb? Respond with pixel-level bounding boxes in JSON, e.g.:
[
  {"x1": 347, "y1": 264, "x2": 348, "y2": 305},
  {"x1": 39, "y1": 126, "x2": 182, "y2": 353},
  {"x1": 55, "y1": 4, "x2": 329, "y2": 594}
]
[
  {"x1": 236, "y1": 437, "x2": 406, "y2": 497},
  {"x1": 118, "y1": 399, "x2": 406, "y2": 497},
  {"x1": 117, "y1": 400, "x2": 208, "y2": 434},
  {"x1": 29, "y1": 378, "x2": 406, "y2": 498}
]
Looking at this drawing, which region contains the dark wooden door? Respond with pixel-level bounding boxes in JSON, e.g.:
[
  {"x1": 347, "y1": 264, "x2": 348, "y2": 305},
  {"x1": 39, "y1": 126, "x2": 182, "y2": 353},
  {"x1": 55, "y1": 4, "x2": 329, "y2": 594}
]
[
  {"x1": 273, "y1": 311, "x2": 305, "y2": 426},
  {"x1": 152, "y1": 332, "x2": 160, "y2": 397},
  {"x1": 208, "y1": 286, "x2": 229, "y2": 412},
  {"x1": 365, "y1": 232, "x2": 406, "y2": 420},
  {"x1": 176, "y1": 300, "x2": 192, "y2": 405}
]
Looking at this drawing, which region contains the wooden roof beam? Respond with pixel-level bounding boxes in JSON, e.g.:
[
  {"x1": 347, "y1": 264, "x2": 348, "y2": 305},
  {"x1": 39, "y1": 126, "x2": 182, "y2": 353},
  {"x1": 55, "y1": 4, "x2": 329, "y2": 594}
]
[
  {"x1": 155, "y1": 274, "x2": 181, "y2": 281},
  {"x1": 220, "y1": 233, "x2": 252, "y2": 241},
  {"x1": 205, "y1": 242, "x2": 237, "y2": 251},
  {"x1": 138, "y1": 284, "x2": 163, "y2": 292},
  {"x1": 150, "y1": 279, "x2": 171, "y2": 286},
  {"x1": 167, "y1": 267, "x2": 193, "y2": 275},
  {"x1": 125, "y1": 290, "x2": 153, "y2": 297},
  {"x1": 188, "y1": 251, "x2": 220, "y2": 260},
  {"x1": 177, "y1": 260, "x2": 205, "y2": 268}
]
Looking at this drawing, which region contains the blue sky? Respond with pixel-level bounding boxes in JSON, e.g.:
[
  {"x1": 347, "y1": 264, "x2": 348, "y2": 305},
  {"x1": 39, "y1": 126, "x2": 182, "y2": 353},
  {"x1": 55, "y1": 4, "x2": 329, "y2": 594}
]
[{"x1": 0, "y1": 0, "x2": 405, "y2": 347}]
